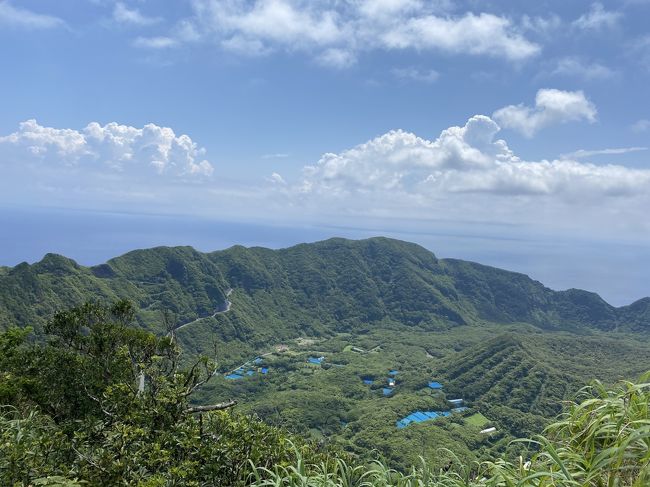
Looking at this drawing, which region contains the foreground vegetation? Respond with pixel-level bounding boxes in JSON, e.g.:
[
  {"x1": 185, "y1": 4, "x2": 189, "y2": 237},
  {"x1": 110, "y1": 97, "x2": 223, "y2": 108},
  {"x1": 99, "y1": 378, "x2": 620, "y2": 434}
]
[
  {"x1": 1, "y1": 301, "x2": 648, "y2": 486},
  {"x1": 249, "y1": 377, "x2": 650, "y2": 486},
  {"x1": 0, "y1": 302, "x2": 327, "y2": 486}
]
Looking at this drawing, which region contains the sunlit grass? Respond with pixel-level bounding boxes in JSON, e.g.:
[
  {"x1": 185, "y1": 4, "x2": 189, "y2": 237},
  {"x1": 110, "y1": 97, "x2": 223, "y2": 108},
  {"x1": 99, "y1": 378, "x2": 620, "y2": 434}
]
[{"x1": 465, "y1": 413, "x2": 489, "y2": 427}]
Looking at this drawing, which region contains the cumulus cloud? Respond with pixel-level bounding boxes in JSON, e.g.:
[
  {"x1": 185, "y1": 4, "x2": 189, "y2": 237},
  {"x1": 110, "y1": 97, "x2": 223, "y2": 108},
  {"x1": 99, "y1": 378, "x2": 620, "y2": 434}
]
[
  {"x1": 573, "y1": 3, "x2": 622, "y2": 31},
  {"x1": 184, "y1": 0, "x2": 540, "y2": 65},
  {"x1": 0, "y1": 1, "x2": 64, "y2": 29},
  {"x1": 0, "y1": 119, "x2": 213, "y2": 178},
  {"x1": 290, "y1": 115, "x2": 650, "y2": 202},
  {"x1": 113, "y1": 2, "x2": 161, "y2": 26},
  {"x1": 493, "y1": 89, "x2": 597, "y2": 137},
  {"x1": 380, "y1": 12, "x2": 539, "y2": 60}
]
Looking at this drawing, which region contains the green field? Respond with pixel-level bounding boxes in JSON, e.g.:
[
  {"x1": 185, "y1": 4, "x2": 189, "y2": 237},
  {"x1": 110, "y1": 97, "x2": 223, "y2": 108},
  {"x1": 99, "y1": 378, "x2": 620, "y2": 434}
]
[{"x1": 465, "y1": 412, "x2": 490, "y2": 427}]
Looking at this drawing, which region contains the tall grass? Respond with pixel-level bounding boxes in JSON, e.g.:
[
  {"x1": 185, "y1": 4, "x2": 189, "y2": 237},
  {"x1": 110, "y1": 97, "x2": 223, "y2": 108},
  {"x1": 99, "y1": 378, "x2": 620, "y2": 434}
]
[{"x1": 249, "y1": 375, "x2": 650, "y2": 486}]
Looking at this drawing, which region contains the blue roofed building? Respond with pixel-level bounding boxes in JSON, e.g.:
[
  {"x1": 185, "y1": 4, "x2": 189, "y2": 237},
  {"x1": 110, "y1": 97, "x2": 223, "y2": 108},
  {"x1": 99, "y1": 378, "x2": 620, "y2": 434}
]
[
  {"x1": 396, "y1": 410, "x2": 452, "y2": 428},
  {"x1": 428, "y1": 381, "x2": 443, "y2": 389}
]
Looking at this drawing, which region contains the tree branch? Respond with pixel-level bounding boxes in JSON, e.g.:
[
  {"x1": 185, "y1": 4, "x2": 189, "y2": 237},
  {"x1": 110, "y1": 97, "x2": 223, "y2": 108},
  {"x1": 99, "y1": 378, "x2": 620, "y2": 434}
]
[{"x1": 184, "y1": 400, "x2": 237, "y2": 414}]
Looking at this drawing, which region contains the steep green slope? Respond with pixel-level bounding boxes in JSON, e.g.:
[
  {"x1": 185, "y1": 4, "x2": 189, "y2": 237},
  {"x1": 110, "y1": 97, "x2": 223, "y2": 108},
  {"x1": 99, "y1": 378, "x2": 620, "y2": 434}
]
[
  {"x1": 439, "y1": 260, "x2": 626, "y2": 330},
  {"x1": 0, "y1": 237, "x2": 647, "y2": 338},
  {"x1": 204, "y1": 237, "x2": 646, "y2": 334},
  {"x1": 435, "y1": 331, "x2": 650, "y2": 438},
  {"x1": 0, "y1": 254, "x2": 122, "y2": 332},
  {"x1": 205, "y1": 237, "x2": 467, "y2": 339},
  {"x1": 0, "y1": 247, "x2": 229, "y2": 333}
]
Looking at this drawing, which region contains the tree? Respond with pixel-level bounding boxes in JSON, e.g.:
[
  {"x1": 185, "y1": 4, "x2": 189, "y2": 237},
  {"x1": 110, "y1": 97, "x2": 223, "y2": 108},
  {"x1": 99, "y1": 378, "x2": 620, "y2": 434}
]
[{"x1": 0, "y1": 300, "x2": 311, "y2": 486}]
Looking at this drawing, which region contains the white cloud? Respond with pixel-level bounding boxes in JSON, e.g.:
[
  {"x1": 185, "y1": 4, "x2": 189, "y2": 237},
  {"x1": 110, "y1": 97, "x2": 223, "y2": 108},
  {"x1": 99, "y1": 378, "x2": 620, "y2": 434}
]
[
  {"x1": 493, "y1": 89, "x2": 597, "y2": 137},
  {"x1": 317, "y1": 48, "x2": 357, "y2": 69},
  {"x1": 561, "y1": 147, "x2": 647, "y2": 159},
  {"x1": 549, "y1": 57, "x2": 615, "y2": 80},
  {"x1": 0, "y1": 119, "x2": 213, "y2": 178},
  {"x1": 133, "y1": 36, "x2": 178, "y2": 49},
  {"x1": 184, "y1": 0, "x2": 540, "y2": 66},
  {"x1": 0, "y1": 1, "x2": 64, "y2": 29},
  {"x1": 357, "y1": 0, "x2": 441, "y2": 19},
  {"x1": 631, "y1": 119, "x2": 650, "y2": 133},
  {"x1": 381, "y1": 12, "x2": 539, "y2": 60},
  {"x1": 573, "y1": 3, "x2": 622, "y2": 31},
  {"x1": 194, "y1": 0, "x2": 344, "y2": 48},
  {"x1": 521, "y1": 14, "x2": 562, "y2": 37},
  {"x1": 113, "y1": 2, "x2": 161, "y2": 26},
  {"x1": 266, "y1": 117, "x2": 650, "y2": 246},
  {"x1": 290, "y1": 115, "x2": 650, "y2": 203},
  {"x1": 392, "y1": 67, "x2": 439, "y2": 83},
  {"x1": 269, "y1": 172, "x2": 286, "y2": 185}
]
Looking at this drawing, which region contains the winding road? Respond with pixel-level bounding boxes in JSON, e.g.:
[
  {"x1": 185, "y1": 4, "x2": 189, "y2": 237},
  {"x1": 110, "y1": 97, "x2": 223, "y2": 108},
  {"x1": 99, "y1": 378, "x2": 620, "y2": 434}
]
[{"x1": 171, "y1": 288, "x2": 233, "y2": 333}]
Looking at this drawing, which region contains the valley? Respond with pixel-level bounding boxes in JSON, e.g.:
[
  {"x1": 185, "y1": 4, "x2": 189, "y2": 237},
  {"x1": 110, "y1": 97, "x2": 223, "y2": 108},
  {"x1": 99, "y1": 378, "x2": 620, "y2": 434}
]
[
  {"x1": 1, "y1": 237, "x2": 648, "y2": 471},
  {"x1": 191, "y1": 321, "x2": 649, "y2": 470}
]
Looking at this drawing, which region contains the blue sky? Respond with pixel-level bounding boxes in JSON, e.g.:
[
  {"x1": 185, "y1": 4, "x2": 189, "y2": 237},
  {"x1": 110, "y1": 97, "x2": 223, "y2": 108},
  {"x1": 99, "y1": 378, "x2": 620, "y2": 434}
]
[{"x1": 1, "y1": 0, "x2": 649, "y2": 305}]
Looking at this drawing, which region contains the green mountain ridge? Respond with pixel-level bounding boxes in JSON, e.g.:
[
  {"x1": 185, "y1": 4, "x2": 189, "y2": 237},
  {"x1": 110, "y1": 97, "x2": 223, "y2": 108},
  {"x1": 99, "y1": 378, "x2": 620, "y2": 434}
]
[{"x1": 1, "y1": 237, "x2": 647, "y2": 337}]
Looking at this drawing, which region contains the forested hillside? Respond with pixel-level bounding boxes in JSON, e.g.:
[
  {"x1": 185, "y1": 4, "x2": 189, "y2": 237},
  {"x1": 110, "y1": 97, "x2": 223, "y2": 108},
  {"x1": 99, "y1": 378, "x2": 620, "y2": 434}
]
[{"x1": 1, "y1": 237, "x2": 647, "y2": 338}]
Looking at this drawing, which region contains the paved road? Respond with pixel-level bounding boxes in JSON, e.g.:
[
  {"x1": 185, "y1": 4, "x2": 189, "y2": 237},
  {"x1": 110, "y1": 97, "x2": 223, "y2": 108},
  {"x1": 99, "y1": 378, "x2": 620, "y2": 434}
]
[{"x1": 173, "y1": 288, "x2": 233, "y2": 332}]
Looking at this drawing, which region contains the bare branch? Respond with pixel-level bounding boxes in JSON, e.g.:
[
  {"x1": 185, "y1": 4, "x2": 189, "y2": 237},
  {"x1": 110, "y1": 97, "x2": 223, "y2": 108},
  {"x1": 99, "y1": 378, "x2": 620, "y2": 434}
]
[
  {"x1": 184, "y1": 400, "x2": 236, "y2": 414},
  {"x1": 183, "y1": 366, "x2": 218, "y2": 397}
]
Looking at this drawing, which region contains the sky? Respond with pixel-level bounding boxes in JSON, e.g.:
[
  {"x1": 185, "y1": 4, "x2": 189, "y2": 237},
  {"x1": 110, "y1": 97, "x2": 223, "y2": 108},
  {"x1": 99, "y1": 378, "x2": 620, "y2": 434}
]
[{"x1": 0, "y1": 0, "x2": 649, "y2": 306}]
